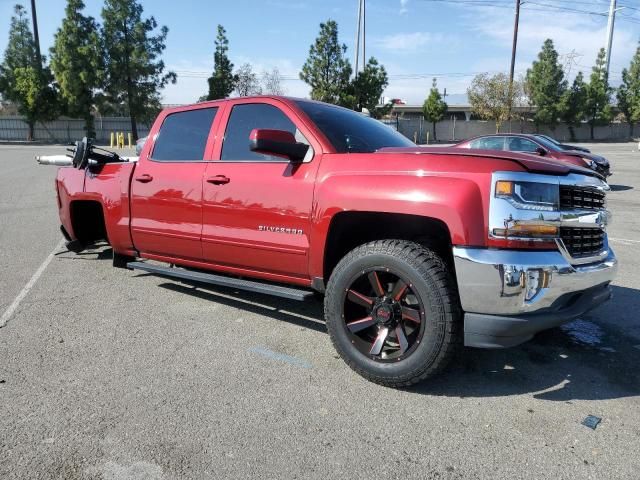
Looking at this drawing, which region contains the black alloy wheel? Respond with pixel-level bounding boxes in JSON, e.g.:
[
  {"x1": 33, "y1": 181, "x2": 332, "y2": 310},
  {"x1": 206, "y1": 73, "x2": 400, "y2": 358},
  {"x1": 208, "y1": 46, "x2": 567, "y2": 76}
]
[
  {"x1": 342, "y1": 268, "x2": 425, "y2": 362},
  {"x1": 325, "y1": 240, "x2": 461, "y2": 387}
]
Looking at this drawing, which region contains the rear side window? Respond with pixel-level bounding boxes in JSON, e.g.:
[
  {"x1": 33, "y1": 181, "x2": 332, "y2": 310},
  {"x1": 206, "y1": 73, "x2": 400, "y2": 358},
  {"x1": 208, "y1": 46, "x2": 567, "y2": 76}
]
[
  {"x1": 470, "y1": 137, "x2": 505, "y2": 150},
  {"x1": 152, "y1": 107, "x2": 218, "y2": 161},
  {"x1": 221, "y1": 103, "x2": 299, "y2": 161},
  {"x1": 507, "y1": 137, "x2": 539, "y2": 153}
]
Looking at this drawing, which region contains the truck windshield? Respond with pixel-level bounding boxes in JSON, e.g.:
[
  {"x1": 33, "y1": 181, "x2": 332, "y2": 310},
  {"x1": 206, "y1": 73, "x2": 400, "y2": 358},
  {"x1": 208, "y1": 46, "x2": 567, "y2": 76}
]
[{"x1": 295, "y1": 100, "x2": 415, "y2": 153}]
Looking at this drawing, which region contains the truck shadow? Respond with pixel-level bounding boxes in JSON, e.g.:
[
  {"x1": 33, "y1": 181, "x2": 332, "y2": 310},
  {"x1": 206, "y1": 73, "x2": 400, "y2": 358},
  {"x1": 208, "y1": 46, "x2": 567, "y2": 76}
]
[
  {"x1": 608, "y1": 184, "x2": 633, "y2": 192},
  {"x1": 55, "y1": 247, "x2": 114, "y2": 261},
  {"x1": 158, "y1": 282, "x2": 327, "y2": 334},
  {"x1": 159, "y1": 281, "x2": 639, "y2": 402}
]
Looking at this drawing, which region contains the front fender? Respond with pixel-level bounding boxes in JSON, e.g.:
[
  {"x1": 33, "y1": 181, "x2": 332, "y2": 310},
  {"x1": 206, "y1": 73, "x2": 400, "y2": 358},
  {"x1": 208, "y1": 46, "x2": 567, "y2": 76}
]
[{"x1": 309, "y1": 169, "x2": 490, "y2": 278}]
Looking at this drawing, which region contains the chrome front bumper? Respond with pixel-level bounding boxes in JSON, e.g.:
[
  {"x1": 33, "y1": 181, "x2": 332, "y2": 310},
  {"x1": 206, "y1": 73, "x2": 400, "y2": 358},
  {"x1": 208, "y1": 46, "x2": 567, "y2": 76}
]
[{"x1": 453, "y1": 244, "x2": 618, "y2": 348}]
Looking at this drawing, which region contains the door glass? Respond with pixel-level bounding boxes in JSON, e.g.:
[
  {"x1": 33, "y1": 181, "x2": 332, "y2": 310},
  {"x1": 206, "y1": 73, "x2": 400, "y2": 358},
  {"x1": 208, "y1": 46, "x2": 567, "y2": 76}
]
[
  {"x1": 470, "y1": 137, "x2": 505, "y2": 150},
  {"x1": 507, "y1": 137, "x2": 538, "y2": 153},
  {"x1": 221, "y1": 103, "x2": 303, "y2": 161},
  {"x1": 152, "y1": 107, "x2": 218, "y2": 161}
]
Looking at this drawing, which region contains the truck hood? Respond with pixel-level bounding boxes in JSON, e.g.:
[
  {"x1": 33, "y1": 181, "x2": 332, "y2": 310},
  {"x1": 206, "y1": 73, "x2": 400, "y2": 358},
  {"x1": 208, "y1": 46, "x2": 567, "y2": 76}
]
[{"x1": 376, "y1": 146, "x2": 598, "y2": 177}]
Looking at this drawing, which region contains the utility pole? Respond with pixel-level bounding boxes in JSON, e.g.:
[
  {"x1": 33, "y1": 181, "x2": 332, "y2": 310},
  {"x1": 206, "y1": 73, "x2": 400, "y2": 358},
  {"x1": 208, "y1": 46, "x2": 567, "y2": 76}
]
[
  {"x1": 561, "y1": 50, "x2": 582, "y2": 79},
  {"x1": 30, "y1": 0, "x2": 42, "y2": 69},
  {"x1": 354, "y1": 0, "x2": 363, "y2": 78},
  {"x1": 604, "y1": 0, "x2": 617, "y2": 76},
  {"x1": 508, "y1": 0, "x2": 521, "y2": 131}
]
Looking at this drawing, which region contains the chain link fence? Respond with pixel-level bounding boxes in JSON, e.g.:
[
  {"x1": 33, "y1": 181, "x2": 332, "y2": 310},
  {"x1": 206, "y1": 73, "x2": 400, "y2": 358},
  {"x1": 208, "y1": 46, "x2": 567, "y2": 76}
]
[
  {"x1": 383, "y1": 116, "x2": 637, "y2": 144},
  {"x1": 0, "y1": 116, "x2": 151, "y2": 143},
  {"x1": 2, "y1": 114, "x2": 636, "y2": 144}
]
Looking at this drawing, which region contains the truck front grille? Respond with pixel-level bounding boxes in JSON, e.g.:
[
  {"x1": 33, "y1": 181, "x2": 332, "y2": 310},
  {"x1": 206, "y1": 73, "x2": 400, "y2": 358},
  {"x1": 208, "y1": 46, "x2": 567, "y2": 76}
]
[
  {"x1": 560, "y1": 185, "x2": 605, "y2": 210},
  {"x1": 560, "y1": 227, "x2": 605, "y2": 258}
]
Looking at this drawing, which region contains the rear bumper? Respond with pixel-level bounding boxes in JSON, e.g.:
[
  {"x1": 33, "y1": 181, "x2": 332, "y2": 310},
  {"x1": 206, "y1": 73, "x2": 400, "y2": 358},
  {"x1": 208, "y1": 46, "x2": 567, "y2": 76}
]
[{"x1": 453, "y1": 246, "x2": 617, "y2": 348}]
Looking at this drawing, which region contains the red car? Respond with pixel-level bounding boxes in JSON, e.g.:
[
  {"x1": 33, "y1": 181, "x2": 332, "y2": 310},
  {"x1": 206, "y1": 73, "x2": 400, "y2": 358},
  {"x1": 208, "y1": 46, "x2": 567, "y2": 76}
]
[
  {"x1": 48, "y1": 96, "x2": 617, "y2": 387},
  {"x1": 454, "y1": 133, "x2": 611, "y2": 177}
]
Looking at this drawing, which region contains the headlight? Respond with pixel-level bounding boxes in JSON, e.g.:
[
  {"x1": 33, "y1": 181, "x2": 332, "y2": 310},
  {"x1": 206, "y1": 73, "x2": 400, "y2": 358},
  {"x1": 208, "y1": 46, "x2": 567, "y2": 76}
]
[
  {"x1": 582, "y1": 158, "x2": 596, "y2": 169},
  {"x1": 490, "y1": 176, "x2": 560, "y2": 248},
  {"x1": 495, "y1": 180, "x2": 558, "y2": 211}
]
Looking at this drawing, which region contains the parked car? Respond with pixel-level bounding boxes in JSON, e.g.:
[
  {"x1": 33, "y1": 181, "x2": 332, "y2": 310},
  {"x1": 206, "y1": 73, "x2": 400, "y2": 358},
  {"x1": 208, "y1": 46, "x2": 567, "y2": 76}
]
[
  {"x1": 454, "y1": 133, "x2": 611, "y2": 177},
  {"x1": 46, "y1": 97, "x2": 617, "y2": 387},
  {"x1": 135, "y1": 136, "x2": 147, "y2": 156},
  {"x1": 533, "y1": 134, "x2": 591, "y2": 153}
]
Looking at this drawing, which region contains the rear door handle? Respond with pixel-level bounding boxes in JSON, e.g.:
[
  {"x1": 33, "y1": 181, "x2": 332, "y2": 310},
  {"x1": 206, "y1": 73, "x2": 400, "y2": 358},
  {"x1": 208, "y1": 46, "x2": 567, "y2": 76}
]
[
  {"x1": 135, "y1": 174, "x2": 153, "y2": 183},
  {"x1": 207, "y1": 175, "x2": 230, "y2": 185}
]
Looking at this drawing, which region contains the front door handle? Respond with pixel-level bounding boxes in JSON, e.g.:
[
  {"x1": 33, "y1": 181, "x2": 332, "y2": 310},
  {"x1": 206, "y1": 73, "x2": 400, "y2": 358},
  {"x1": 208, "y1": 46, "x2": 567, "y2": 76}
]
[
  {"x1": 135, "y1": 174, "x2": 153, "y2": 183},
  {"x1": 207, "y1": 175, "x2": 230, "y2": 185}
]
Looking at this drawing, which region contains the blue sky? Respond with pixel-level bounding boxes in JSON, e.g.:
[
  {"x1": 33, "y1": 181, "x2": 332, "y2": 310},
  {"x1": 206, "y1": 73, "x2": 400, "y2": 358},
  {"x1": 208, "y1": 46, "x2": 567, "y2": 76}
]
[{"x1": 0, "y1": 0, "x2": 638, "y2": 105}]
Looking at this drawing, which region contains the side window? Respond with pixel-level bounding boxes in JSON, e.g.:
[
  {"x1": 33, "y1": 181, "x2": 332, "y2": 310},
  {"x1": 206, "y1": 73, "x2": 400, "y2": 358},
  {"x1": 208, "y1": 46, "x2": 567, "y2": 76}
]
[
  {"x1": 470, "y1": 137, "x2": 504, "y2": 150},
  {"x1": 151, "y1": 107, "x2": 218, "y2": 161},
  {"x1": 221, "y1": 103, "x2": 304, "y2": 161},
  {"x1": 507, "y1": 137, "x2": 538, "y2": 153}
]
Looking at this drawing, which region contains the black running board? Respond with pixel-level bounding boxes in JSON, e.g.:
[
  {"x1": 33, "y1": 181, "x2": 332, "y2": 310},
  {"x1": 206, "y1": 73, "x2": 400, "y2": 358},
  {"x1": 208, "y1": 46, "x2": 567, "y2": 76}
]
[{"x1": 127, "y1": 261, "x2": 314, "y2": 301}]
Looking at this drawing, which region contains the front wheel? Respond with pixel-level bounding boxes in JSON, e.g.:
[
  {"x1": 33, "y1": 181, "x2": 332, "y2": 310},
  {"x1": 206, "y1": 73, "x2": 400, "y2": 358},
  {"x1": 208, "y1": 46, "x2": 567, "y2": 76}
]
[{"x1": 324, "y1": 240, "x2": 461, "y2": 387}]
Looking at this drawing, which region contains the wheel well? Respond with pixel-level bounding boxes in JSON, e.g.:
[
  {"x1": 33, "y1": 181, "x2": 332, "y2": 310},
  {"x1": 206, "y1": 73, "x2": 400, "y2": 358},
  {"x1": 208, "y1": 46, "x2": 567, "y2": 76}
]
[
  {"x1": 70, "y1": 200, "x2": 107, "y2": 244},
  {"x1": 323, "y1": 212, "x2": 453, "y2": 282}
]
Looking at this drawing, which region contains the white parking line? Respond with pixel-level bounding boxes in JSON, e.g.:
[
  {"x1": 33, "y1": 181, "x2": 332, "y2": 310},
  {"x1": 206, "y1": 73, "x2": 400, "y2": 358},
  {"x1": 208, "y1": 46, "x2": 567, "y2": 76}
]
[
  {"x1": 0, "y1": 239, "x2": 65, "y2": 328},
  {"x1": 609, "y1": 237, "x2": 640, "y2": 245}
]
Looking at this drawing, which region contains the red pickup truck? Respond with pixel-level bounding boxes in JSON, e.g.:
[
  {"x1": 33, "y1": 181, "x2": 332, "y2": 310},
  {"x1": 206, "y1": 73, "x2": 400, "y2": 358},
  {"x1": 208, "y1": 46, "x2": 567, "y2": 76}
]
[{"x1": 52, "y1": 96, "x2": 618, "y2": 387}]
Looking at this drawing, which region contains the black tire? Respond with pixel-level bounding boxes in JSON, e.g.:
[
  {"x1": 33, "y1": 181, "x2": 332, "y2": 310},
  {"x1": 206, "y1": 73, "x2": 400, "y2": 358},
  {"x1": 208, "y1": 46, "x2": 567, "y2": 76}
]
[
  {"x1": 324, "y1": 240, "x2": 461, "y2": 387},
  {"x1": 113, "y1": 251, "x2": 136, "y2": 269}
]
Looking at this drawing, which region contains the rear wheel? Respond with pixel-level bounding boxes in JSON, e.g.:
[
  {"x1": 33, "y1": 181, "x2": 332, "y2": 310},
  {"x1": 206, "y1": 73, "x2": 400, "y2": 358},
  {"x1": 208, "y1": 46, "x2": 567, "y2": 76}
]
[{"x1": 324, "y1": 240, "x2": 461, "y2": 387}]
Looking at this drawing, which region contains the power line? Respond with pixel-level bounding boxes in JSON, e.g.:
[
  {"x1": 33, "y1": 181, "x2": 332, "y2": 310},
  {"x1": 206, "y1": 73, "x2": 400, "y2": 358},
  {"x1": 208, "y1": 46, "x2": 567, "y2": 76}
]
[
  {"x1": 415, "y1": 0, "x2": 640, "y2": 23},
  {"x1": 172, "y1": 69, "x2": 524, "y2": 82}
]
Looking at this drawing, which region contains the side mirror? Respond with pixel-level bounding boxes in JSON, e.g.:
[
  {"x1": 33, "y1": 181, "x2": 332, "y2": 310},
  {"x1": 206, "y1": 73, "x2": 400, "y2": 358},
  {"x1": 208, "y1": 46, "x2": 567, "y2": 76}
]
[
  {"x1": 249, "y1": 129, "x2": 309, "y2": 162},
  {"x1": 536, "y1": 146, "x2": 547, "y2": 156}
]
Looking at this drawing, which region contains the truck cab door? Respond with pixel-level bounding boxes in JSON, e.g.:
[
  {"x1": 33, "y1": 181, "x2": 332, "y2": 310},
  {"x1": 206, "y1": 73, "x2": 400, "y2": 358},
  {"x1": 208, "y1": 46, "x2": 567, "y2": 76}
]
[
  {"x1": 130, "y1": 106, "x2": 219, "y2": 261},
  {"x1": 201, "y1": 99, "x2": 321, "y2": 281}
]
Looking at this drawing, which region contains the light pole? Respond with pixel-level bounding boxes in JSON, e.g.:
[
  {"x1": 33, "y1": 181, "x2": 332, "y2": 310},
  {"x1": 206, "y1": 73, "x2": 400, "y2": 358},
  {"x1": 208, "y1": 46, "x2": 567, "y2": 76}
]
[
  {"x1": 508, "y1": 0, "x2": 521, "y2": 131},
  {"x1": 30, "y1": 0, "x2": 42, "y2": 69},
  {"x1": 604, "y1": 0, "x2": 616, "y2": 76},
  {"x1": 354, "y1": 0, "x2": 362, "y2": 78}
]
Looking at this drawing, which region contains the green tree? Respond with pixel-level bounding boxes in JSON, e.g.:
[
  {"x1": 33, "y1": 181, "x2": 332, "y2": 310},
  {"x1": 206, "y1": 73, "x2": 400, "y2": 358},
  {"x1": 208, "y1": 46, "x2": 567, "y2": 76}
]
[
  {"x1": 525, "y1": 39, "x2": 566, "y2": 130},
  {"x1": 559, "y1": 72, "x2": 588, "y2": 141},
  {"x1": 0, "y1": 4, "x2": 58, "y2": 140},
  {"x1": 207, "y1": 25, "x2": 236, "y2": 100},
  {"x1": 351, "y1": 57, "x2": 389, "y2": 117},
  {"x1": 300, "y1": 20, "x2": 352, "y2": 106},
  {"x1": 50, "y1": 0, "x2": 102, "y2": 137},
  {"x1": 585, "y1": 48, "x2": 613, "y2": 140},
  {"x1": 422, "y1": 78, "x2": 447, "y2": 141},
  {"x1": 101, "y1": 0, "x2": 175, "y2": 140},
  {"x1": 616, "y1": 41, "x2": 640, "y2": 137},
  {"x1": 467, "y1": 72, "x2": 519, "y2": 133}
]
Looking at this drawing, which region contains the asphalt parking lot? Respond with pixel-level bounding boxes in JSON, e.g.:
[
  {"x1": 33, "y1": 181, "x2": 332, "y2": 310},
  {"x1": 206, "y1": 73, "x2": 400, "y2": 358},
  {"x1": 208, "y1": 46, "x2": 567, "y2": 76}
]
[{"x1": 1, "y1": 143, "x2": 639, "y2": 479}]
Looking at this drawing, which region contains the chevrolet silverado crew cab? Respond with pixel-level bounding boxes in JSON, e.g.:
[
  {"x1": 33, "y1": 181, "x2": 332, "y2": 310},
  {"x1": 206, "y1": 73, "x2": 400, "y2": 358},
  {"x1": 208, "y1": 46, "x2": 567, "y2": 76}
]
[{"x1": 49, "y1": 96, "x2": 618, "y2": 387}]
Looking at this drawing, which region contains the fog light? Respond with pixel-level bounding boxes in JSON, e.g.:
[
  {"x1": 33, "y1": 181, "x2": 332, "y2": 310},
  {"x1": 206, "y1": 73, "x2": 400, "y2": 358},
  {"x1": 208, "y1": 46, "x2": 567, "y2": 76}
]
[{"x1": 524, "y1": 269, "x2": 550, "y2": 301}]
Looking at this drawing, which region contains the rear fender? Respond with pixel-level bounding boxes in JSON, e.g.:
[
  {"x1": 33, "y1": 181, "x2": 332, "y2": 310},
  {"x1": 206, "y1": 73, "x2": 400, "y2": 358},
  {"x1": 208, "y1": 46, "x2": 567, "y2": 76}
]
[{"x1": 56, "y1": 163, "x2": 137, "y2": 255}]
